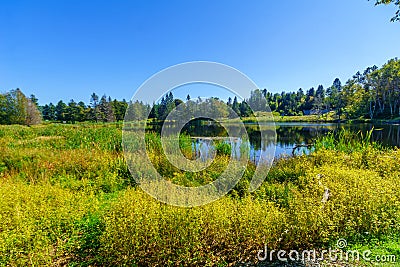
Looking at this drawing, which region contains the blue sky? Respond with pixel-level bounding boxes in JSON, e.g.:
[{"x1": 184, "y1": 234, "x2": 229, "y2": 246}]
[{"x1": 0, "y1": 0, "x2": 399, "y2": 105}]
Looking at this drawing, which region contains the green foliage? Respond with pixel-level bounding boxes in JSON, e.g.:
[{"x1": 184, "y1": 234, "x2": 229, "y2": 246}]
[
  {"x1": 0, "y1": 89, "x2": 42, "y2": 125},
  {"x1": 263, "y1": 58, "x2": 400, "y2": 121},
  {"x1": 215, "y1": 141, "x2": 231, "y2": 156},
  {"x1": 68, "y1": 213, "x2": 106, "y2": 266}
]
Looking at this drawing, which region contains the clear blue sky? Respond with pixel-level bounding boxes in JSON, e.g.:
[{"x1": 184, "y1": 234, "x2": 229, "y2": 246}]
[{"x1": 0, "y1": 0, "x2": 399, "y2": 105}]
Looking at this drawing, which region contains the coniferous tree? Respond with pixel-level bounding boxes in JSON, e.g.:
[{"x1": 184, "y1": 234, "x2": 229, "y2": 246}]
[
  {"x1": 55, "y1": 100, "x2": 67, "y2": 122},
  {"x1": 42, "y1": 103, "x2": 56, "y2": 121},
  {"x1": 232, "y1": 96, "x2": 240, "y2": 115},
  {"x1": 89, "y1": 93, "x2": 100, "y2": 122}
]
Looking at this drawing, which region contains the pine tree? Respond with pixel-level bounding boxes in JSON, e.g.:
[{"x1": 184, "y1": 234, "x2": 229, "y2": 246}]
[
  {"x1": 90, "y1": 93, "x2": 100, "y2": 122},
  {"x1": 55, "y1": 100, "x2": 67, "y2": 122},
  {"x1": 42, "y1": 103, "x2": 56, "y2": 121},
  {"x1": 232, "y1": 96, "x2": 240, "y2": 115}
]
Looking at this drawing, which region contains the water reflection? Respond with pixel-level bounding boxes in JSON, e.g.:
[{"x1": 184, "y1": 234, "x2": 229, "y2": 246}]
[{"x1": 147, "y1": 122, "x2": 400, "y2": 161}]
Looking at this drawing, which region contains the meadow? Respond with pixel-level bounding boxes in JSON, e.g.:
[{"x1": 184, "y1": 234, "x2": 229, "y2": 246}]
[{"x1": 0, "y1": 123, "x2": 399, "y2": 266}]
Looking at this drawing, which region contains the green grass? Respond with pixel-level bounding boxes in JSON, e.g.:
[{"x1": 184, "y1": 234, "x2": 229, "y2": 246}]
[{"x1": 0, "y1": 123, "x2": 399, "y2": 266}]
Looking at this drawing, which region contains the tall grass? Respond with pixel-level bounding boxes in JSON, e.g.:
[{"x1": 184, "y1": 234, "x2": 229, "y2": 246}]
[{"x1": 314, "y1": 127, "x2": 382, "y2": 153}]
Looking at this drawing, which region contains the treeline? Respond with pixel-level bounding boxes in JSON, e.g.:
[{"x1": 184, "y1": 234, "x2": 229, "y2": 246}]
[
  {"x1": 121, "y1": 57, "x2": 400, "y2": 121},
  {"x1": 125, "y1": 92, "x2": 260, "y2": 121},
  {"x1": 1, "y1": 58, "x2": 399, "y2": 125},
  {"x1": 144, "y1": 92, "x2": 264, "y2": 121},
  {"x1": 41, "y1": 93, "x2": 130, "y2": 123},
  {"x1": 0, "y1": 89, "x2": 257, "y2": 125},
  {"x1": 268, "y1": 58, "x2": 400, "y2": 119}
]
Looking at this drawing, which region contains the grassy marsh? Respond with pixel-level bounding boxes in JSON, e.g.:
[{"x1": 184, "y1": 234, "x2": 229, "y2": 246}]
[{"x1": 0, "y1": 124, "x2": 399, "y2": 266}]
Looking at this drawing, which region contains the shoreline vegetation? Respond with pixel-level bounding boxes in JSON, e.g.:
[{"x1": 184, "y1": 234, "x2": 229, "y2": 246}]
[
  {"x1": 149, "y1": 113, "x2": 400, "y2": 125},
  {"x1": 0, "y1": 123, "x2": 399, "y2": 266},
  {"x1": 228, "y1": 113, "x2": 400, "y2": 124}
]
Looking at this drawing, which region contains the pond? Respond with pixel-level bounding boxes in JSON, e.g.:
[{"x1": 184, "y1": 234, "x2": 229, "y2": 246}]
[
  {"x1": 147, "y1": 121, "x2": 400, "y2": 162},
  {"x1": 272, "y1": 122, "x2": 399, "y2": 156}
]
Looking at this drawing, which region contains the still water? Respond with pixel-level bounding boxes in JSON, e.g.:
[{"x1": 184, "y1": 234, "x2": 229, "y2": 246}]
[
  {"x1": 271, "y1": 122, "x2": 400, "y2": 158},
  {"x1": 150, "y1": 122, "x2": 400, "y2": 162}
]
